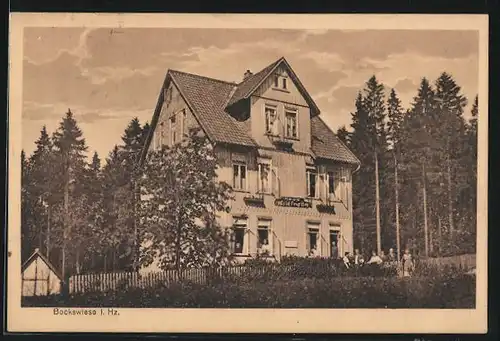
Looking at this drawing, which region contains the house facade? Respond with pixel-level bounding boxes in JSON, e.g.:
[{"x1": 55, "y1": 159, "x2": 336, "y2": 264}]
[{"x1": 140, "y1": 57, "x2": 360, "y2": 262}]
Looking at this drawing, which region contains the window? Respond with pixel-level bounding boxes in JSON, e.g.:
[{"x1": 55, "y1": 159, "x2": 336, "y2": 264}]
[
  {"x1": 285, "y1": 110, "x2": 297, "y2": 138},
  {"x1": 233, "y1": 163, "x2": 247, "y2": 191},
  {"x1": 329, "y1": 230, "x2": 339, "y2": 258},
  {"x1": 273, "y1": 73, "x2": 288, "y2": 90},
  {"x1": 232, "y1": 217, "x2": 247, "y2": 254},
  {"x1": 307, "y1": 227, "x2": 319, "y2": 255},
  {"x1": 265, "y1": 105, "x2": 277, "y2": 135},
  {"x1": 258, "y1": 162, "x2": 271, "y2": 193},
  {"x1": 306, "y1": 168, "x2": 318, "y2": 198},
  {"x1": 165, "y1": 88, "x2": 172, "y2": 105},
  {"x1": 170, "y1": 115, "x2": 177, "y2": 145},
  {"x1": 257, "y1": 219, "x2": 272, "y2": 255},
  {"x1": 181, "y1": 110, "x2": 188, "y2": 138},
  {"x1": 160, "y1": 122, "x2": 165, "y2": 147}
]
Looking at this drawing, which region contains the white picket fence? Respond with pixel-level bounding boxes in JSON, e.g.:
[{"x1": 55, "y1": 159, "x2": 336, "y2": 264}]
[{"x1": 68, "y1": 254, "x2": 476, "y2": 294}]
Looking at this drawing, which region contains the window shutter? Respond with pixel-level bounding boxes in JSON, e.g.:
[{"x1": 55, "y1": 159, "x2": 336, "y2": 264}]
[
  {"x1": 306, "y1": 170, "x2": 310, "y2": 197},
  {"x1": 258, "y1": 164, "x2": 262, "y2": 193}
]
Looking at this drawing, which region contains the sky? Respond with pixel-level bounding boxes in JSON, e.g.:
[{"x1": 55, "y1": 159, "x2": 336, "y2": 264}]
[{"x1": 22, "y1": 28, "x2": 479, "y2": 161}]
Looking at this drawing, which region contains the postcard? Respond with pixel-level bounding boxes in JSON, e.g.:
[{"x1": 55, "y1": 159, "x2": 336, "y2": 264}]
[{"x1": 7, "y1": 13, "x2": 488, "y2": 334}]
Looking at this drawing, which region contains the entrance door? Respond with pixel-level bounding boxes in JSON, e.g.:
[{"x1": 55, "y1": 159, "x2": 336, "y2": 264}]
[{"x1": 329, "y1": 231, "x2": 339, "y2": 258}]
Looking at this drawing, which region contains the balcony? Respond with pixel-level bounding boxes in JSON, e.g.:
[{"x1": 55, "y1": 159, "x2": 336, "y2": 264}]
[
  {"x1": 243, "y1": 193, "x2": 265, "y2": 207},
  {"x1": 265, "y1": 123, "x2": 294, "y2": 151},
  {"x1": 316, "y1": 193, "x2": 337, "y2": 214}
]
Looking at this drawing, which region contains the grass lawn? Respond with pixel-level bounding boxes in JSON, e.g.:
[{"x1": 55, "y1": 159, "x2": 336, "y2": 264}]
[{"x1": 22, "y1": 272, "x2": 475, "y2": 309}]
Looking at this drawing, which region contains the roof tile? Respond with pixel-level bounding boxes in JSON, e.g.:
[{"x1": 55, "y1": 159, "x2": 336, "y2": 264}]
[
  {"x1": 311, "y1": 116, "x2": 360, "y2": 165},
  {"x1": 145, "y1": 58, "x2": 359, "y2": 165}
]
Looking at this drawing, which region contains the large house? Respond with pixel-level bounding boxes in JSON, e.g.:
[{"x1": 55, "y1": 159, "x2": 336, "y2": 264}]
[{"x1": 140, "y1": 57, "x2": 360, "y2": 262}]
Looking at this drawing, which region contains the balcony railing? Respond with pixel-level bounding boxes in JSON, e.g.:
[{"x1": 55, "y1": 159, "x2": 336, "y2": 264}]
[
  {"x1": 266, "y1": 122, "x2": 294, "y2": 150},
  {"x1": 243, "y1": 193, "x2": 265, "y2": 207},
  {"x1": 316, "y1": 193, "x2": 338, "y2": 214}
]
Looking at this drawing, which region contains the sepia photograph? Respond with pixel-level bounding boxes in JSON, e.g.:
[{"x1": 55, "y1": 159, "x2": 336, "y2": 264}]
[{"x1": 7, "y1": 13, "x2": 488, "y2": 334}]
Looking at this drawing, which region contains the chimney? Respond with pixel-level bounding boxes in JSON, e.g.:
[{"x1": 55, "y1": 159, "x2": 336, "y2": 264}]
[{"x1": 243, "y1": 69, "x2": 253, "y2": 81}]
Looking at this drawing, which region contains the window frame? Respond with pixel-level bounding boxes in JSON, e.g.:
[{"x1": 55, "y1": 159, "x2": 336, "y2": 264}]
[
  {"x1": 285, "y1": 108, "x2": 298, "y2": 139},
  {"x1": 264, "y1": 104, "x2": 278, "y2": 135},
  {"x1": 257, "y1": 159, "x2": 272, "y2": 194},
  {"x1": 232, "y1": 162, "x2": 248, "y2": 191},
  {"x1": 306, "y1": 167, "x2": 319, "y2": 199},
  {"x1": 257, "y1": 218, "x2": 273, "y2": 255},
  {"x1": 232, "y1": 217, "x2": 248, "y2": 255},
  {"x1": 307, "y1": 226, "x2": 320, "y2": 255},
  {"x1": 169, "y1": 114, "x2": 177, "y2": 146}
]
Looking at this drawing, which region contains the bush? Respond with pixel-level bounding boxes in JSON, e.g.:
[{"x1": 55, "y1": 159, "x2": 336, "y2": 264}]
[{"x1": 22, "y1": 268, "x2": 475, "y2": 309}]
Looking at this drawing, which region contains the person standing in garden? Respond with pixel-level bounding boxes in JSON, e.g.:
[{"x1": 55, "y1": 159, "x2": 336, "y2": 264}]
[
  {"x1": 401, "y1": 249, "x2": 414, "y2": 277},
  {"x1": 388, "y1": 248, "x2": 396, "y2": 262},
  {"x1": 367, "y1": 250, "x2": 383, "y2": 265},
  {"x1": 343, "y1": 252, "x2": 351, "y2": 269}
]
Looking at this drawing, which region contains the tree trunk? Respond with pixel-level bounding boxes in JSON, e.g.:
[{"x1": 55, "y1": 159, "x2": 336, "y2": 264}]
[
  {"x1": 62, "y1": 162, "x2": 69, "y2": 280},
  {"x1": 112, "y1": 248, "x2": 116, "y2": 272},
  {"x1": 375, "y1": 152, "x2": 381, "y2": 255},
  {"x1": 438, "y1": 216, "x2": 442, "y2": 255},
  {"x1": 133, "y1": 181, "x2": 139, "y2": 271},
  {"x1": 46, "y1": 205, "x2": 51, "y2": 259},
  {"x1": 422, "y1": 163, "x2": 429, "y2": 258},
  {"x1": 104, "y1": 251, "x2": 108, "y2": 273},
  {"x1": 175, "y1": 221, "x2": 182, "y2": 279},
  {"x1": 394, "y1": 153, "x2": 401, "y2": 260},
  {"x1": 447, "y1": 157, "x2": 454, "y2": 238},
  {"x1": 76, "y1": 247, "x2": 81, "y2": 274}
]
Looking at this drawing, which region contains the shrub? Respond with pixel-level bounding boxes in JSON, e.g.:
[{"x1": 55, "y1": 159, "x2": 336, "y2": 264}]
[{"x1": 22, "y1": 271, "x2": 475, "y2": 309}]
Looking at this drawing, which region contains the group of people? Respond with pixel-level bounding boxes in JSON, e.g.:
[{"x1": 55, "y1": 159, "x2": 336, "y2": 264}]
[{"x1": 342, "y1": 248, "x2": 415, "y2": 277}]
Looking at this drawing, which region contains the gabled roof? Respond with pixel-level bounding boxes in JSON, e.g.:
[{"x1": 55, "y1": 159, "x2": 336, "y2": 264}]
[
  {"x1": 311, "y1": 116, "x2": 361, "y2": 165},
  {"x1": 140, "y1": 57, "x2": 359, "y2": 165},
  {"x1": 169, "y1": 70, "x2": 257, "y2": 147},
  {"x1": 140, "y1": 70, "x2": 257, "y2": 163},
  {"x1": 226, "y1": 57, "x2": 321, "y2": 116},
  {"x1": 22, "y1": 248, "x2": 63, "y2": 280}
]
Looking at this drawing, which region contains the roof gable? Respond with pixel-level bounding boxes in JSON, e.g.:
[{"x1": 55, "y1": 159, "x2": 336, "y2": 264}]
[
  {"x1": 140, "y1": 70, "x2": 257, "y2": 163},
  {"x1": 22, "y1": 248, "x2": 63, "y2": 280},
  {"x1": 226, "y1": 57, "x2": 321, "y2": 116}
]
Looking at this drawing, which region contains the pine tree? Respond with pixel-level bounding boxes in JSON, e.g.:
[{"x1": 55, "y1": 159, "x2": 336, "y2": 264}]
[
  {"x1": 51, "y1": 109, "x2": 88, "y2": 279},
  {"x1": 350, "y1": 92, "x2": 376, "y2": 253},
  {"x1": 336, "y1": 126, "x2": 351, "y2": 146},
  {"x1": 434, "y1": 73, "x2": 468, "y2": 253},
  {"x1": 386, "y1": 89, "x2": 406, "y2": 258},
  {"x1": 399, "y1": 78, "x2": 437, "y2": 256},
  {"x1": 362, "y1": 76, "x2": 388, "y2": 255},
  {"x1": 27, "y1": 126, "x2": 57, "y2": 259},
  {"x1": 21, "y1": 150, "x2": 35, "y2": 262}
]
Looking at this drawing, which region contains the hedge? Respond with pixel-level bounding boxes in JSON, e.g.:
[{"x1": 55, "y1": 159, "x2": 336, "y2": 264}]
[{"x1": 23, "y1": 266, "x2": 474, "y2": 309}]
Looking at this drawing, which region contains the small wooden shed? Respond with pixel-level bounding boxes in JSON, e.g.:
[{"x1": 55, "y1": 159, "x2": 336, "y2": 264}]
[{"x1": 22, "y1": 248, "x2": 62, "y2": 296}]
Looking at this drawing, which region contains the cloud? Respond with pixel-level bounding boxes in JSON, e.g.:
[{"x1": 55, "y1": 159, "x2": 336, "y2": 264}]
[
  {"x1": 22, "y1": 27, "x2": 479, "y2": 161},
  {"x1": 392, "y1": 78, "x2": 419, "y2": 94}
]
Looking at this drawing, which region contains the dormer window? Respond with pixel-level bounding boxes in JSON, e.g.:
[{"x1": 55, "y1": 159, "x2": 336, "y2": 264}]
[{"x1": 282, "y1": 78, "x2": 287, "y2": 90}]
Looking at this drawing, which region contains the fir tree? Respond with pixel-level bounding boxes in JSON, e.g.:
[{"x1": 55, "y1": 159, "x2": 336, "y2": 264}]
[
  {"x1": 336, "y1": 126, "x2": 351, "y2": 146},
  {"x1": 434, "y1": 73, "x2": 468, "y2": 252},
  {"x1": 51, "y1": 109, "x2": 89, "y2": 278}
]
